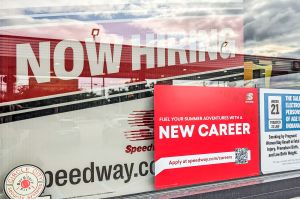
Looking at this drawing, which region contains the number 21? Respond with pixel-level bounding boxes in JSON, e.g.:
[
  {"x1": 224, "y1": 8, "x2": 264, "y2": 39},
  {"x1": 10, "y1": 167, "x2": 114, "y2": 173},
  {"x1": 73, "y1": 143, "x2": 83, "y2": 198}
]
[{"x1": 271, "y1": 104, "x2": 279, "y2": 114}]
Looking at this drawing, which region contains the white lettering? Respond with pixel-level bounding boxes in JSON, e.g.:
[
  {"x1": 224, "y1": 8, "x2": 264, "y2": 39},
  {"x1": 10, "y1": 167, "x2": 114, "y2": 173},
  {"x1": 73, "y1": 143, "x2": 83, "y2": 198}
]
[
  {"x1": 167, "y1": 32, "x2": 188, "y2": 66},
  {"x1": 132, "y1": 34, "x2": 155, "y2": 70},
  {"x1": 180, "y1": 125, "x2": 194, "y2": 138},
  {"x1": 54, "y1": 40, "x2": 83, "y2": 80},
  {"x1": 85, "y1": 40, "x2": 122, "y2": 75},
  {"x1": 159, "y1": 126, "x2": 169, "y2": 139},
  {"x1": 17, "y1": 42, "x2": 50, "y2": 84},
  {"x1": 16, "y1": 28, "x2": 237, "y2": 85},
  {"x1": 228, "y1": 123, "x2": 235, "y2": 135},
  {"x1": 243, "y1": 123, "x2": 250, "y2": 134},
  {"x1": 198, "y1": 29, "x2": 218, "y2": 61},
  {"x1": 198, "y1": 124, "x2": 209, "y2": 136},
  {"x1": 171, "y1": 125, "x2": 179, "y2": 138},
  {"x1": 157, "y1": 34, "x2": 166, "y2": 67}
]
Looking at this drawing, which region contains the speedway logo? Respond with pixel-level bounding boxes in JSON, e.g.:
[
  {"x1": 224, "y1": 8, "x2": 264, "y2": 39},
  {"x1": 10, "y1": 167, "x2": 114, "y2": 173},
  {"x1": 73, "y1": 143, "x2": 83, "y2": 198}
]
[
  {"x1": 124, "y1": 110, "x2": 154, "y2": 141},
  {"x1": 246, "y1": 92, "x2": 254, "y2": 103},
  {"x1": 124, "y1": 110, "x2": 154, "y2": 154},
  {"x1": 43, "y1": 161, "x2": 154, "y2": 187},
  {"x1": 125, "y1": 144, "x2": 154, "y2": 154},
  {"x1": 3, "y1": 162, "x2": 154, "y2": 197}
]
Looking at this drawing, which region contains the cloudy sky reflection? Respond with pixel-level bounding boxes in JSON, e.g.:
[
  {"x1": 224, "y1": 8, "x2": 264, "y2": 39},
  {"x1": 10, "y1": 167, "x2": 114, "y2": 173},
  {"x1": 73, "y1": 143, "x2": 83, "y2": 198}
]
[{"x1": 0, "y1": 0, "x2": 299, "y2": 59}]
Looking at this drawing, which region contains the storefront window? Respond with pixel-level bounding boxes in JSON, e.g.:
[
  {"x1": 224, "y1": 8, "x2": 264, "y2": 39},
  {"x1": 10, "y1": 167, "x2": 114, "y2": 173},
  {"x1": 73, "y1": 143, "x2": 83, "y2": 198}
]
[{"x1": 0, "y1": 1, "x2": 299, "y2": 198}]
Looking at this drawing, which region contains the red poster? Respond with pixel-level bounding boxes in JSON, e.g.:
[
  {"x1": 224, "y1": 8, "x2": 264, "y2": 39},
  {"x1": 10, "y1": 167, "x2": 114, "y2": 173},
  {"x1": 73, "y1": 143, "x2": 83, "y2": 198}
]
[{"x1": 154, "y1": 85, "x2": 260, "y2": 189}]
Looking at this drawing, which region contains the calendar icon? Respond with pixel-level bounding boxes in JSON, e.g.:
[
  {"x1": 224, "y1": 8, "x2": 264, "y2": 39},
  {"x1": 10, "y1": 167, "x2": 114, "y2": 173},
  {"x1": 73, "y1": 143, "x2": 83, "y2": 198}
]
[{"x1": 268, "y1": 96, "x2": 282, "y2": 129}]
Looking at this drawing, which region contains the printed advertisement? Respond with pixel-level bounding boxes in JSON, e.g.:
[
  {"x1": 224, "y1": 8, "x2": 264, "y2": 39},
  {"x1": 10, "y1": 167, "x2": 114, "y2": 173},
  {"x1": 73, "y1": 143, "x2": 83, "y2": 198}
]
[
  {"x1": 260, "y1": 88, "x2": 300, "y2": 174},
  {"x1": 0, "y1": 97, "x2": 154, "y2": 199},
  {"x1": 154, "y1": 85, "x2": 260, "y2": 189}
]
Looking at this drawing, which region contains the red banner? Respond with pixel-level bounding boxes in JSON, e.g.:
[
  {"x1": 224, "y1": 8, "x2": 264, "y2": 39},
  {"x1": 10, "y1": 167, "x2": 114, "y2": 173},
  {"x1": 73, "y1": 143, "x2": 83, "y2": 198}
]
[
  {"x1": 154, "y1": 85, "x2": 260, "y2": 189},
  {"x1": 0, "y1": 16, "x2": 243, "y2": 103}
]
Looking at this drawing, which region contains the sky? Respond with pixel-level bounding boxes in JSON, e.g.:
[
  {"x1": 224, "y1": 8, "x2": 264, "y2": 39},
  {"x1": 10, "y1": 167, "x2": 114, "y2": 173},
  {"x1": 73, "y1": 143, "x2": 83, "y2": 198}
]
[
  {"x1": 244, "y1": 0, "x2": 300, "y2": 58},
  {"x1": 0, "y1": 0, "x2": 299, "y2": 59}
]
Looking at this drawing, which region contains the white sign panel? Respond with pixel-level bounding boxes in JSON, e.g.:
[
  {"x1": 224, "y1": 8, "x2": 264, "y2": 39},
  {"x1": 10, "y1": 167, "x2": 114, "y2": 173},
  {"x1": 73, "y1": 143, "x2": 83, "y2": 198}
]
[
  {"x1": 0, "y1": 97, "x2": 154, "y2": 198},
  {"x1": 260, "y1": 89, "x2": 300, "y2": 174}
]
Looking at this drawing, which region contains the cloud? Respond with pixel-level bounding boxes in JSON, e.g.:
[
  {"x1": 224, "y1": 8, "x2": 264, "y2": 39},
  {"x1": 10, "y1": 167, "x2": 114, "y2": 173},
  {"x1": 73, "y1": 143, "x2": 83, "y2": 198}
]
[
  {"x1": 0, "y1": 1, "x2": 243, "y2": 42},
  {"x1": 281, "y1": 48, "x2": 300, "y2": 59},
  {"x1": 244, "y1": 0, "x2": 300, "y2": 58},
  {"x1": 0, "y1": 0, "x2": 299, "y2": 58}
]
